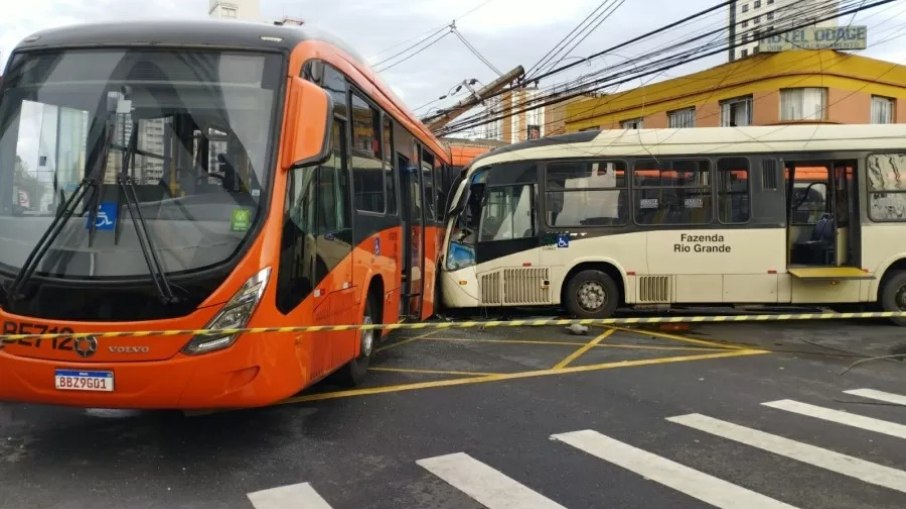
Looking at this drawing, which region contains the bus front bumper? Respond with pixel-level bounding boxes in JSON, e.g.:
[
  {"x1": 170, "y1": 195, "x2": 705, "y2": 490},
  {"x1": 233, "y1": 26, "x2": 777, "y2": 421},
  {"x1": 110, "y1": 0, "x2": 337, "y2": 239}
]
[{"x1": 0, "y1": 334, "x2": 305, "y2": 409}]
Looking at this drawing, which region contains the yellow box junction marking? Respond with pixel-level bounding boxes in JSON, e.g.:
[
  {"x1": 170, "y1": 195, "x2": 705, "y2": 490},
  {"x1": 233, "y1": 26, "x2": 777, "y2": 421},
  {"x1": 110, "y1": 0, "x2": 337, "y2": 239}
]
[
  {"x1": 552, "y1": 329, "x2": 616, "y2": 369},
  {"x1": 278, "y1": 349, "x2": 768, "y2": 406}
]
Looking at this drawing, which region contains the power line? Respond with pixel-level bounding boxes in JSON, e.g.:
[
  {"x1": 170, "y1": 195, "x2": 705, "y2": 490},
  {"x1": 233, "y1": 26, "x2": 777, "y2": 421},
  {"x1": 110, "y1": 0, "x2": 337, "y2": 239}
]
[
  {"x1": 370, "y1": 0, "x2": 498, "y2": 59},
  {"x1": 375, "y1": 30, "x2": 452, "y2": 73},
  {"x1": 525, "y1": 0, "x2": 618, "y2": 79},
  {"x1": 373, "y1": 25, "x2": 450, "y2": 68},
  {"x1": 537, "y1": 0, "x2": 627, "y2": 78},
  {"x1": 439, "y1": 0, "x2": 892, "y2": 135},
  {"x1": 452, "y1": 26, "x2": 503, "y2": 75}
]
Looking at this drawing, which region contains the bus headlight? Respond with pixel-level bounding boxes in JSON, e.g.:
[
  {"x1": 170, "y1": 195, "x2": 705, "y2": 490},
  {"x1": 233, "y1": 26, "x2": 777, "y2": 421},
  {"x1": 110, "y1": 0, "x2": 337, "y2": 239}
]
[{"x1": 183, "y1": 267, "x2": 271, "y2": 355}]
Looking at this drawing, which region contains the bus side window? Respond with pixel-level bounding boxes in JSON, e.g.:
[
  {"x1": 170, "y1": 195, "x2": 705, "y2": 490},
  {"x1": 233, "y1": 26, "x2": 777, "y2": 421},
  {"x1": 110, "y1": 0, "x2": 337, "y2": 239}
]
[
  {"x1": 717, "y1": 158, "x2": 750, "y2": 223},
  {"x1": 350, "y1": 91, "x2": 385, "y2": 214},
  {"x1": 382, "y1": 114, "x2": 397, "y2": 215},
  {"x1": 421, "y1": 149, "x2": 436, "y2": 223}
]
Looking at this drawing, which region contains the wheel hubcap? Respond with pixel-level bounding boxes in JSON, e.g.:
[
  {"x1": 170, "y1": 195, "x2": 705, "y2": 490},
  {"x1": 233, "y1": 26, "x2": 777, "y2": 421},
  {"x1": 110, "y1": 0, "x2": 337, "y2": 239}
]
[
  {"x1": 577, "y1": 281, "x2": 606, "y2": 312},
  {"x1": 897, "y1": 286, "x2": 906, "y2": 310},
  {"x1": 360, "y1": 315, "x2": 374, "y2": 357}
]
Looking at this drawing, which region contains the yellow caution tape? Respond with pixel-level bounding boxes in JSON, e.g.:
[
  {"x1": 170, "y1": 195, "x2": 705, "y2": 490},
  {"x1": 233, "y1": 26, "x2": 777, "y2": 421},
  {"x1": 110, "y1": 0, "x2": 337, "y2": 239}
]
[{"x1": 0, "y1": 310, "x2": 905, "y2": 342}]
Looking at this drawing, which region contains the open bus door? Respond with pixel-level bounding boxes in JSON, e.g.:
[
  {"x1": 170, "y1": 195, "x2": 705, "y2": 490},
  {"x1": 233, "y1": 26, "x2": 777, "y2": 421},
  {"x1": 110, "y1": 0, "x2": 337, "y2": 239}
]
[{"x1": 785, "y1": 160, "x2": 868, "y2": 283}]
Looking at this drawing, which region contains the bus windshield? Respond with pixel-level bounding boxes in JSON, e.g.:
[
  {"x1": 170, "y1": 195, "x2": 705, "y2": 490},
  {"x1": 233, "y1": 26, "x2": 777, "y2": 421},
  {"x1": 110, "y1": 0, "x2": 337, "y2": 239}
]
[{"x1": 0, "y1": 48, "x2": 281, "y2": 280}]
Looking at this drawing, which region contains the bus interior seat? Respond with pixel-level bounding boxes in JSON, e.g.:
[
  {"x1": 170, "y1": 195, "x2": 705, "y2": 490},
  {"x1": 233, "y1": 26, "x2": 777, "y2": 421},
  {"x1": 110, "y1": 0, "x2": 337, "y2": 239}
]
[{"x1": 791, "y1": 213, "x2": 835, "y2": 265}]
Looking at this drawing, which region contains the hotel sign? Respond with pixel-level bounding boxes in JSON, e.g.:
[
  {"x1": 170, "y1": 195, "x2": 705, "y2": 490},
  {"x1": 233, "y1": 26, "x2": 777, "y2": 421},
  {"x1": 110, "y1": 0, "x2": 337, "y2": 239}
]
[{"x1": 759, "y1": 26, "x2": 867, "y2": 52}]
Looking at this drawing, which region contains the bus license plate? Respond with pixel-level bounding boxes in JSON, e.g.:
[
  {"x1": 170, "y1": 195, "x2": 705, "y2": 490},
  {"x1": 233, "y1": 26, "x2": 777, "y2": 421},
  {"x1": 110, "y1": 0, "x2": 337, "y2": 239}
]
[{"x1": 54, "y1": 370, "x2": 114, "y2": 392}]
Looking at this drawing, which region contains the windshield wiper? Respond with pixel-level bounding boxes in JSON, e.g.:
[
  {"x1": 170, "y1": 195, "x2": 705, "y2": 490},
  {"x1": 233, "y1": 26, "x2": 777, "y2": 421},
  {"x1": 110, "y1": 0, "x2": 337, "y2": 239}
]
[
  {"x1": 117, "y1": 121, "x2": 179, "y2": 305},
  {"x1": 4, "y1": 115, "x2": 115, "y2": 302}
]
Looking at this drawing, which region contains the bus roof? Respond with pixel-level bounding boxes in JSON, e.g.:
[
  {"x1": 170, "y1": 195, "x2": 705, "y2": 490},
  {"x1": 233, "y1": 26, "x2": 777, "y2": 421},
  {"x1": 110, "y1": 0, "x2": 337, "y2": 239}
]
[
  {"x1": 12, "y1": 19, "x2": 362, "y2": 61},
  {"x1": 469, "y1": 124, "x2": 906, "y2": 172}
]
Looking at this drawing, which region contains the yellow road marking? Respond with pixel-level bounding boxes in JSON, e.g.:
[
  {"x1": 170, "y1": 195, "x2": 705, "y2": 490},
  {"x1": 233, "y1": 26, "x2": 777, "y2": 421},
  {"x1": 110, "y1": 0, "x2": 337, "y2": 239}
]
[
  {"x1": 277, "y1": 349, "x2": 768, "y2": 405},
  {"x1": 420, "y1": 336, "x2": 723, "y2": 352},
  {"x1": 375, "y1": 330, "x2": 437, "y2": 353},
  {"x1": 553, "y1": 329, "x2": 616, "y2": 369},
  {"x1": 369, "y1": 367, "x2": 501, "y2": 376},
  {"x1": 613, "y1": 326, "x2": 745, "y2": 350}
]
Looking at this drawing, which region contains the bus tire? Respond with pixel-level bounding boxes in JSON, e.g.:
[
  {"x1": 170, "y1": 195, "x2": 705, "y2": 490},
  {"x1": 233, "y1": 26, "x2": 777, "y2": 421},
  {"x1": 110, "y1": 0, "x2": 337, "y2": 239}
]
[
  {"x1": 564, "y1": 269, "x2": 619, "y2": 319},
  {"x1": 336, "y1": 295, "x2": 378, "y2": 386},
  {"x1": 880, "y1": 271, "x2": 906, "y2": 326}
]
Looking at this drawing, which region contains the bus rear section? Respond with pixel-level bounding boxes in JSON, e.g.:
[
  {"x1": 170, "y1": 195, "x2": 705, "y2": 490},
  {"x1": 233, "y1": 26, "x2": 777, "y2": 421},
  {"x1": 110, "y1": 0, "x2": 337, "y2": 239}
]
[
  {"x1": 439, "y1": 126, "x2": 906, "y2": 324},
  {"x1": 0, "y1": 21, "x2": 450, "y2": 409}
]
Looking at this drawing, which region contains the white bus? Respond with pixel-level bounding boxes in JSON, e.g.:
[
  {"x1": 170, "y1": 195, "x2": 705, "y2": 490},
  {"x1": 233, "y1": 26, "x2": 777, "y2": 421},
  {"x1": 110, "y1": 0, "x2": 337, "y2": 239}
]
[{"x1": 439, "y1": 125, "x2": 906, "y2": 324}]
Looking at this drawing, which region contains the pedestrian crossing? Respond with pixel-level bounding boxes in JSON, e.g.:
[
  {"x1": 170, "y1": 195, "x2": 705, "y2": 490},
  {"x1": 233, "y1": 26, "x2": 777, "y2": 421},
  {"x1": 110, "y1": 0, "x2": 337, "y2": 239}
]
[{"x1": 247, "y1": 387, "x2": 906, "y2": 509}]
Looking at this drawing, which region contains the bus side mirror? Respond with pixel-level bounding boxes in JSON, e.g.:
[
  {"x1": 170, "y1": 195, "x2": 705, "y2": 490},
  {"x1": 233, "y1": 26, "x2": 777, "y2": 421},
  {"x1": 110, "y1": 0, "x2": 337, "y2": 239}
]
[{"x1": 282, "y1": 76, "x2": 333, "y2": 171}]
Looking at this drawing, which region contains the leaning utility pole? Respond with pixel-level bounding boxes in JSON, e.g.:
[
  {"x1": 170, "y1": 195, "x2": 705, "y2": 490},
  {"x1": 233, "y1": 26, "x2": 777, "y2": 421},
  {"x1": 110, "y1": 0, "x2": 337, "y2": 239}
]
[{"x1": 424, "y1": 65, "x2": 525, "y2": 133}]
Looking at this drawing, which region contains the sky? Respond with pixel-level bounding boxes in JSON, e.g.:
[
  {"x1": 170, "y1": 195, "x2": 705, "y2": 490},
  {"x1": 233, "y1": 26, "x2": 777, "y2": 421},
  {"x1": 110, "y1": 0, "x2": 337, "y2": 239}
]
[{"x1": 2, "y1": 0, "x2": 906, "y2": 126}]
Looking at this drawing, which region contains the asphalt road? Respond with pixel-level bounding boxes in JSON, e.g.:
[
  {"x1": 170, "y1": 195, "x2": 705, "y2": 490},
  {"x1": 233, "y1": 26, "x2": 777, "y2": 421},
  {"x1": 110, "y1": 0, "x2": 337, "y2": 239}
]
[{"x1": 1, "y1": 319, "x2": 906, "y2": 509}]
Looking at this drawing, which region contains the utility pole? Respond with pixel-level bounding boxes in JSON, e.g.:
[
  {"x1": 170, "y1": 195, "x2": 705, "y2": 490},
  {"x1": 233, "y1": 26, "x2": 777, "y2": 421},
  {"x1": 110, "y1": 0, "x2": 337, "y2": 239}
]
[
  {"x1": 424, "y1": 65, "x2": 525, "y2": 133},
  {"x1": 728, "y1": 0, "x2": 737, "y2": 62}
]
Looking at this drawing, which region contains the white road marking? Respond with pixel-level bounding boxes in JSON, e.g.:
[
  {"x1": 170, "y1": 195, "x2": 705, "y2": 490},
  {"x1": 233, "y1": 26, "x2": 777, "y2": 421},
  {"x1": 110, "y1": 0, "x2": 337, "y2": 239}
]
[
  {"x1": 845, "y1": 388, "x2": 906, "y2": 406},
  {"x1": 417, "y1": 452, "x2": 567, "y2": 509},
  {"x1": 669, "y1": 413, "x2": 906, "y2": 494},
  {"x1": 247, "y1": 482, "x2": 333, "y2": 509},
  {"x1": 552, "y1": 430, "x2": 798, "y2": 509},
  {"x1": 763, "y1": 399, "x2": 906, "y2": 440}
]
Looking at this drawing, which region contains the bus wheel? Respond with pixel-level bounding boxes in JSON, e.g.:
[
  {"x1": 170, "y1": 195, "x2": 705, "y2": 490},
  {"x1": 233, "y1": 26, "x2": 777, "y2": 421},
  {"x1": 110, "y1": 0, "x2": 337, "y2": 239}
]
[
  {"x1": 336, "y1": 297, "x2": 377, "y2": 386},
  {"x1": 565, "y1": 269, "x2": 619, "y2": 319},
  {"x1": 881, "y1": 271, "x2": 906, "y2": 326}
]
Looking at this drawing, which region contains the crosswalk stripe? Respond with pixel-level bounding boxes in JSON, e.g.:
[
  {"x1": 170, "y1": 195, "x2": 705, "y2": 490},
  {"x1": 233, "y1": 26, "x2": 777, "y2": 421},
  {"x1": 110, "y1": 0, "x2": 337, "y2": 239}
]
[
  {"x1": 844, "y1": 388, "x2": 906, "y2": 406},
  {"x1": 668, "y1": 413, "x2": 906, "y2": 494},
  {"x1": 552, "y1": 430, "x2": 797, "y2": 509},
  {"x1": 763, "y1": 399, "x2": 906, "y2": 440},
  {"x1": 417, "y1": 452, "x2": 567, "y2": 509},
  {"x1": 246, "y1": 482, "x2": 333, "y2": 509}
]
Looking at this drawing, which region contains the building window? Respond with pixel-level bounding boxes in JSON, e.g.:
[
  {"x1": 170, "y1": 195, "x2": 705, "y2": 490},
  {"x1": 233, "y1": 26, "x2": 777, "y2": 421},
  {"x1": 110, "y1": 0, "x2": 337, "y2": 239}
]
[
  {"x1": 740, "y1": 49, "x2": 749, "y2": 58},
  {"x1": 741, "y1": 3, "x2": 749, "y2": 12},
  {"x1": 634, "y1": 159, "x2": 712, "y2": 225},
  {"x1": 546, "y1": 160, "x2": 628, "y2": 227},
  {"x1": 768, "y1": 0, "x2": 774, "y2": 4},
  {"x1": 668, "y1": 108, "x2": 696, "y2": 128},
  {"x1": 754, "y1": 0, "x2": 761, "y2": 7},
  {"x1": 741, "y1": 32, "x2": 749, "y2": 43},
  {"x1": 780, "y1": 88, "x2": 827, "y2": 121},
  {"x1": 621, "y1": 118, "x2": 643, "y2": 129},
  {"x1": 871, "y1": 96, "x2": 895, "y2": 124},
  {"x1": 221, "y1": 6, "x2": 237, "y2": 17},
  {"x1": 767, "y1": 11, "x2": 774, "y2": 20},
  {"x1": 721, "y1": 96, "x2": 753, "y2": 126},
  {"x1": 741, "y1": 20, "x2": 748, "y2": 29},
  {"x1": 754, "y1": 15, "x2": 760, "y2": 24}
]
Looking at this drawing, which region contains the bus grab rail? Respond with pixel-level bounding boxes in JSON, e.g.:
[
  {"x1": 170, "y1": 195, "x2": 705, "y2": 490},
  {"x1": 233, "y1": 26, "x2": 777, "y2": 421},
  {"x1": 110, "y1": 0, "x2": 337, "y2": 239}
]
[{"x1": 1, "y1": 311, "x2": 905, "y2": 342}]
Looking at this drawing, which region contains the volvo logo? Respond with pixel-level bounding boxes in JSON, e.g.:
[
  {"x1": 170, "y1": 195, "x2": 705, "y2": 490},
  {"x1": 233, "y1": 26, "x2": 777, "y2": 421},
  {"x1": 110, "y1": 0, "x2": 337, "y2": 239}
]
[
  {"x1": 108, "y1": 346, "x2": 150, "y2": 354},
  {"x1": 73, "y1": 336, "x2": 98, "y2": 358}
]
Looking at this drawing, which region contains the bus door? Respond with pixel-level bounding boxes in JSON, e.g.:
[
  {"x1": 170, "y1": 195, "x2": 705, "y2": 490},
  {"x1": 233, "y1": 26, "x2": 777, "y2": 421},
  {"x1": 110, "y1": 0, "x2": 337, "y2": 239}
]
[
  {"x1": 399, "y1": 151, "x2": 424, "y2": 318},
  {"x1": 786, "y1": 160, "x2": 857, "y2": 267},
  {"x1": 786, "y1": 159, "x2": 865, "y2": 297}
]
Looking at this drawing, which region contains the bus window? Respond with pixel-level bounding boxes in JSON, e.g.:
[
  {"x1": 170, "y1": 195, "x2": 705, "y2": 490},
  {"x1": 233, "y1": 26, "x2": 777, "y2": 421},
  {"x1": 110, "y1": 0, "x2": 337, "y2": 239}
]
[
  {"x1": 790, "y1": 165, "x2": 828, "y2": 224},
  {"x1": 634, "y1": 159, "x2": 712, "y2": 225},
  {"x1": 546, "y1": 160, "x2": 627, "y2": 227},
  {"x1": 421, "y1": 149, "x2": 436, "y2": 222},
  {"x1": 322, "y1": 64, "x2": 348, "y2": 119},
  {"x1": 351, "y1": 92, "x2": 384, "y2": 213},
  {"x1": 717, "y1": 158, "x2": 749, "y2": 223},
  {"x1": 868, "y1": 153, "x2": 906, "y2": 221},
  {"x1": 382, "y1": 115, "x2": 397, "y2": 215},
  {"x1": 479, "y1": 185, "x2": 534, "y2": 241}
]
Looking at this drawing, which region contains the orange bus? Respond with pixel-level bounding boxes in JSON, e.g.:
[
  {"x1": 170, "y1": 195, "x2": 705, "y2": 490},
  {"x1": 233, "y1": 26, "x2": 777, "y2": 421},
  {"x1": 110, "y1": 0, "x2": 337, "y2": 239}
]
[{"x1": 0, "y1": 20, "x2": 450, "y2": 408}]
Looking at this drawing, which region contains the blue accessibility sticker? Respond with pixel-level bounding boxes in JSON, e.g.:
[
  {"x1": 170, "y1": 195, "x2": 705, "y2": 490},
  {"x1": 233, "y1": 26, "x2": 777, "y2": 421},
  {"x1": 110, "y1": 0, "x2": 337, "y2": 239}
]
[
  {"x1": 557, "y1": 233, "x2": 570, "y2": 248},
  {"x1": 88, "y1": 202, "x2": 117, "y2": 231}
]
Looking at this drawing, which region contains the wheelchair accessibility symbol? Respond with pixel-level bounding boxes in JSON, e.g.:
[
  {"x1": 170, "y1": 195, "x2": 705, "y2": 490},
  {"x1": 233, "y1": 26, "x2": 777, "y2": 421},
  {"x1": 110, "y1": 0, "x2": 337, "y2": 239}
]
[
  {"x1": 556, "y1": 234, "x2": 570, "y2": 248},
  {"x1": 87, "y1": 202, "x2": 118, "y2": 231}
]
